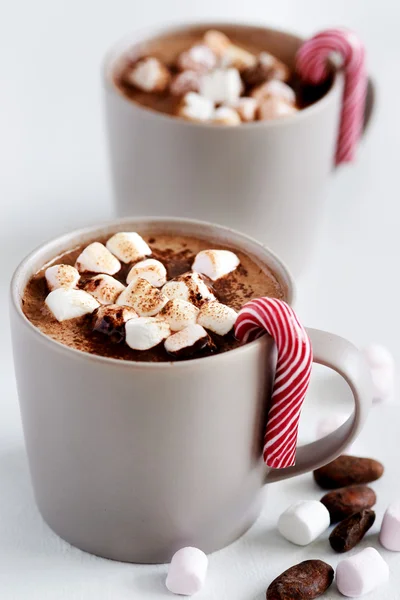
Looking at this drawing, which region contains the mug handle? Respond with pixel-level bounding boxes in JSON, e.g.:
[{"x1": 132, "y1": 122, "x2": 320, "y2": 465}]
[
  {"x1": 264, "y1": 327, "x2": 372, "y2": 484},
  {"x1": 362, "y1": 78, "x2": 375, "y2": 135}
]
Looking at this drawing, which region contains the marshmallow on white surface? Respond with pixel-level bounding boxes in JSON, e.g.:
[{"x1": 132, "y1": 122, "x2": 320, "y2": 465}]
[
  {"x1": 197, "y1": 301, "x2": 237, "y2": 335},
  {"x1": 126, "y1": 57, "x2": 170, "y2": 92},
  {"x1": 251, "y1": 80, "x2": 296, "y2": 105},
  {"x1": 200, "y1": 68, "x2": 243, "y2": 105},
  {"x1": 178, "y1": 92, "x2": 214, "y2": 123},
  {"x1": 160, "y1": 299, "x2": 199, "y2": 331},
  {"x1": 126, "y1": 258, "x2": 167, "y2": 287},
  {"x1": 45, "y1": 264, "x2": 80, "y2": 291},
  {"x1": 336, "y1": 547, "x2": 389, "y2": 597},
  {"x1": 166, "y1": 547, "x2": 208, "y2": 596},
  {"x1": 45, "y1": 288, "x2": 100, "y2": 322},
  {"x1": 363, "y1": 343, "x2": 395, "y2": 403},
  {"x1": 83, "y1": 274, "x2": 125, "y2": 305},
  {"x1": 192, "y1": 249, "x2": 239, "y2": 280},
  {"x1": 278, "y1": 501, "x2": 330, "y2": 546},
  {"x1": 165, "y1": 324, "x2": 211, "y2": 357},
  {"x1": 177, "y1": 44, "x2": 217, "y2": 73},
  {"x1": 212, "y1": 106, "x2": 241, "y2": 126},
  {"x1": 258, "y1": 97, "x2": 298, "y2": 121},
  {"x1": 117, "y1": 278, "x2": 168, "y2": 316},
  {"x1": 380, "y1": 502, "x2": 400, "y2": 550},
  {"x1": 75, "y1": 242, "x2": 121, "y2": 275},
  {"x1": 162, "y1": 272, "x2": 215, "y2": 307},
  {"x1": 125, "y1": 317, "x2": 171, "y2": 351},
  {"x1": 106, "y1": 232, "x2": 152, "y2": 264}
]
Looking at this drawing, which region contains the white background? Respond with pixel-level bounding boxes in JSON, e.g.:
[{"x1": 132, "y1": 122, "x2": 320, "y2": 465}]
[{"x1": 1, "y1": 1, "x2": 400, "y2": 598}]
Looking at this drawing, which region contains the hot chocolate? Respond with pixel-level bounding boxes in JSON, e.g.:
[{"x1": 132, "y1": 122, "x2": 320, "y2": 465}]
[
  {"x1": 113, "y1": 26, "x2": 332, "y2": 125},
  {"x1": 22, "y1": 230, "x2": 286, "y2": 361}
]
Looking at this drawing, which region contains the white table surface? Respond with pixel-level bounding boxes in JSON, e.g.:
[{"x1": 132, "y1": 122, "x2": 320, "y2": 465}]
[{"x1": 1, "y1": 0, "x2": 399, "y2": 598}]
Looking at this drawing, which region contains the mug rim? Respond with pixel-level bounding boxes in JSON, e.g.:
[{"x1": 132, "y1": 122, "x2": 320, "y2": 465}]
[
  {"x1": 10, "y1": 216, "x2": 295, "y2": 369},
  {"x1": 102, "y1": 19, "x2": 343, "y2": 131}
]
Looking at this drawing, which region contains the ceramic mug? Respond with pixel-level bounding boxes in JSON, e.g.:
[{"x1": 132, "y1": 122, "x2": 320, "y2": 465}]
[
  {"x1": 103, "y1": 23, "x2": 374, "y2": 276},
  {"x1": 10, "y1": 217, "x2": 372, "y2": 564}
]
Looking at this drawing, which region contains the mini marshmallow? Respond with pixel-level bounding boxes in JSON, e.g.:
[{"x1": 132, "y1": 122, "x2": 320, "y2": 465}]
[
  {"x1": 126, "y1": 258, "x2": 167, "y2": 287},
  {"x1": 91, "y1": 304, "x2": 138, "y2": 341},
  {"x1": 45, "y1": 288, "x2": 99, "y2": 322},
  {"x1": 106, "y1": 232, "x2": 152, "y2": 264},
  {"x1": 223, "y1": 44, "x2": 257, "y2": 71},
  {"x1": 336, "y1": 547, "x2": 389, "y2": 597},
  {"x1": 363, "y1": 343, "x2": 395, "y2": 403},
  {"x1": 126, "y1": 57, "x2": 170, "y2": 92},
  {"x1": 117, "y1": 277, "x2": 168, "y2": 316},
  {"x1": 258, "y1": 97, "x2": 298, "y2": 121},
  {"x1": 125, "y1": 317, "x2": 171, "y2": 351},
  {"x1": 197, "y1": 301, "x2": 237, "y2": 335},
  {"x1": 177, "y1": 44, "x2": 217, "y2": 73},
  {"x1": 212, "y1": 106, "x2": 241, "y2": 126},
  {"x1": 192, "y1": 249, "x2": 239, "y2": 280},
  {"x1": 203, "y1": 30, "x2": 231, "y2": 57},
  {"x1": 83, "y1": 274, "x2": 125, "y2": 305},
  {"x1": 200, "y1": 68, "x2": 243, "y2": 105},
  {"x1": 251, "y1": 80, "x2": 296, "y2": 105},
  {"x1": 160, "y1": 299, "x2": 199, "y2": 331},
  {"x1": 164, "y1": 323, "x2": 211, "y2": 357},
  {"x1": 45, "y1": 264, "x2": 80, "y2": 291},
  {"x1": 259, "y1": 51, "x2": 290, "y2": 81},
  {"x1": 380, "y1": 502, "x2": 400, "y2": 550},
  {"x1": 170, "y1": 70, "x2": 201, "y2": 96},
  {"x1": 278, "y1": 501, "x2": 330, "y2": 546},
  {"x1": 162, "y1": 272, "x2": 215, "y2": 307},
  {"x1": 75, "y1": 242, "x2": 121, "y2": 275},
  {"x1": 178, "y1": 92, "x2": 214, "y2": 123},
  {"x1": 166, "y1": 547, "x2": 208, "y2": 596},
  {"x1": 232, "y1": 97, "x2": 258, "y2": 122}
]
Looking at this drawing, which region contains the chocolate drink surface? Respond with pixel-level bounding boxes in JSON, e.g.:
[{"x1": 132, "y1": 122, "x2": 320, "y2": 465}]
[
  {"x1": 23, "y1": 231, "x2": 286, "y2": 362},
  {"x1": 113, "y1": 26, "x2": 332, "y2": 123}
]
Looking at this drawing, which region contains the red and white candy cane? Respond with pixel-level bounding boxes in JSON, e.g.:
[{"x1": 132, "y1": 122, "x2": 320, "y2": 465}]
[
  {"x1": 296, "y1": 28, "x2": 367, "y2": 165},
  {"x1": 235, "y1": 298, "x2": 313, "y2": 469}
]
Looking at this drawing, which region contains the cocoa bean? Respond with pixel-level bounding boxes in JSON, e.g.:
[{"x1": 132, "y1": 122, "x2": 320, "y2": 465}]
[
  {"x1": 313, "y1": 455, "x2": 384, "y2": 489},
  {"x1": 329, "y1": 509, "x2": 376, "y2": 552},
  {"x1": 266, "y1": 559, "x2": 334, "y2": 599},
  {"x1": 321, "y1": 485, "x2": 376, "y2": 523}
]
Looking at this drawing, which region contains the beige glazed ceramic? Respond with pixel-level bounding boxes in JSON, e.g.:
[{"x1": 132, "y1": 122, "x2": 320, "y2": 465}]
[
  {"x1": 104, "y1": 23, "x2": 374, "y2": 275},
  {"x1": 10, "y1": 218, "x2": 372, "y2": 563}
]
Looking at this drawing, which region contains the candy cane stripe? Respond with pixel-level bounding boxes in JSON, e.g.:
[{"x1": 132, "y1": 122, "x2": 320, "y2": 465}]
[{"x1": 235, "y1": 298, "x2": 312, "y2": 468}]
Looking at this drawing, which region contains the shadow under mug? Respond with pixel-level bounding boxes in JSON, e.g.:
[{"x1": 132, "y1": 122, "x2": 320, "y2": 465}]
[
  {"x1": 103, "y1": 23, "x2": 374, "y2": 277},
  {"x1": 10, "y1": 217, "x2": 372, "y2": 563}
]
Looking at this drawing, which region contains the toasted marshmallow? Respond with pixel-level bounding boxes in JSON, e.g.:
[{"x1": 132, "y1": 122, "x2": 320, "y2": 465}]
[
  {"x1": 125, "y1": 317, "x2": 171, "y2": 350},
  {"x1": 162, "y1": 272, "x2": 215, "y2": 307},
  {"x1": 178, "y1": 92, "x2": 214, "y2": 123},
  {"x1": 251, "y1": 80, "x2": 296, "y2": 105},
  {"x1": 197, "y1": 301, "x2": 237, "y2": 335},
  {"x1": 200, "y1": 68, "x2": 243, "y2": 105},
  {"x1": 83, "y1": 274, "x2": 125, "y2": 305},
  {"x1": 203, "y1": 30, "x2": 256, "y2": 71},
  {"x1": 106, "y1": 232, "x2": 152, "y2": 264},
  {"x1": 75, "y1": 242, "x2": 121, "y2": 275},
  {"x1": 117, "y1": 277, "x2": 168, "y2": 316},
  {"x1": 164, "y1": 323, "x2": 212, "y2": 357},
  {"x1": 91, "y1": 304, "x2": 138, "y2": 342},
  {"x1": 232, "y1": 97, "x2": 258, "y2": 122},
  {"x1": 170, "y1": 70, "x2": 201, "y2": 96},
  {"x1": 126, "y1": 57, "x2": 170, "y2": 92},
  {"x1": 192, "y1": 249, "x2": 239, "y2": 280},
  {"x1": 212, "y1": 106, "x2": 241, "y2": 126},
  {"x1": 177, "y1": 44, "x2": 217, "y2": 73},
  {"x1": 243, "y1": 52, "x2": 290, "y2": 87},
  {"x1": 258, "y1": 97, "x2": 298, "y2": 121},
  {"x1": 203, "y1": 30, "x2": 231, "y2": 56},
  {"x1": 126, "y1": 258, "x2": 167, "y2": 287},
  {"x1": 45, "y1": 264, "x2": 80, "y2": 291},
  {"x1": 45, "y1": 288, "x2": 99, "y2": 322},
  {"x1": 160, "y1": 299, "x2": 199, "y2": 331}
]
